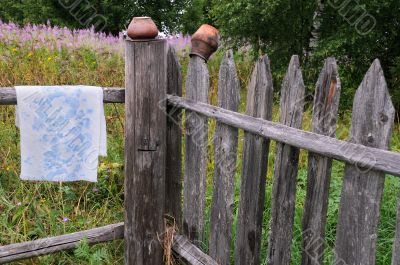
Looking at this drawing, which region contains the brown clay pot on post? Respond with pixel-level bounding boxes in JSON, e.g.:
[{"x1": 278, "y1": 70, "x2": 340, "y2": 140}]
[
  {"x1": 190, "y1": 24, "x2": 219, "y2": 61},
  {"x1": 127, "y1": 16, "x2": 159, "y2": 40}
]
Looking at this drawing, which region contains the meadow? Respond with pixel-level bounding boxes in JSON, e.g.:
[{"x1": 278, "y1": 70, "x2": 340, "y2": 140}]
[{"x1": 0, "y1": 22, "x2": 399, "y2": 264}]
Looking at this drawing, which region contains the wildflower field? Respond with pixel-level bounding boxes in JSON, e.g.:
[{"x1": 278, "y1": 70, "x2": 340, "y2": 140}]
[{"x1": 0, "y1": 22, "x2": 399, "y2": 264}]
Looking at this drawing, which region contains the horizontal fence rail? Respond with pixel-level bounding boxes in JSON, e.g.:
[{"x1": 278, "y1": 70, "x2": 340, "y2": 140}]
[
  {"x1": 0, "y1": 223, "x2": 215, "y2": 264},
  {"x1": 173, "y1": 235, "x2": 219, "y2": 265},
  {"x1": 166, "y1": 94, "x2": 400, "y2": 177},
  {"x1": 0, "y1": 87, "x2": 399, "y2": 177},
  {"x1": 0, "y1": 223, "x2": 124, "y2": 263},
  {"x1": 0, "y1": 87, "x2": 125, "y2": 104}
]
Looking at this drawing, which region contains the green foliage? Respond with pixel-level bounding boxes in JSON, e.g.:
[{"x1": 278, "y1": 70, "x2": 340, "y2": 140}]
[
  {"x1": 210, "y1": 0, "x2": 400, "y2": 112},
  {"x1": 210, "y1": 0, "x2": 316, "y2": 56},
  {"x1": 181, "y1": 0, "x2": 213, "y2": 34},
  {"x1": 311, "y1": 0, "x2": 400, "y2": 110},
  {"x1": 74, "y1": 239, "x2": 109, "y2": 264},
  {"x1": 181, "y1": 0, "x2": 206, "y2": 34},
  {"x1": 0, "y1": 0, "x2": 187, "y2": 34},
  {"x1": 0, "y1": 0, "x2": 76, "y2": 27},
  {"x1": 125, "y1": 0, "x2": 186, "y2": 33}
]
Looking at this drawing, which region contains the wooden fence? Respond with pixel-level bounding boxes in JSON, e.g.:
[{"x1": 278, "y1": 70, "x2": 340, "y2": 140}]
[{"x1": 0, "y1": 36, "x2": 400, "y2": 265}]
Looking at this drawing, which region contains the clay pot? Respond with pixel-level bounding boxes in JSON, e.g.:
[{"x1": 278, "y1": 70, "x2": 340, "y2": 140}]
[
  {"x1": 190, "y1": 24, "x2": 219, "y2": 61},
  {"x1": 127, "y1": 17, "x2": 158, "y2": 39}
]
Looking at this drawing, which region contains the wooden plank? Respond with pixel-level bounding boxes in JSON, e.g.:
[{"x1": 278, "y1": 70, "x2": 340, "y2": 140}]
[
  {"x1": 102, "y1": 87, "x2": 125, "y2": 103},
  {"x1": 0, "y1": 87, "x2": 125, "y2": 104},
  {"x1": 165, "y1": 46, "x2": 183, "y2": 227},
  {"x1": 392, "y1": 197, "x2": 400, "y2": 265},
  {"x1": 0, "y1": 223, "x2": 217, "y2": 265},
  {"x1": 267, "y1": 55, "x2": 305, "y2": 265},
  {"x1": 209, "y1": 50, "x2": 240, "y2": 265},
  {"x1": 235, "y1": 55, "x2": 274, "y2": 265},
  {"x1": 124, "y1": 39, "x2": 167, "y2": 264},
  {"x1": 173, "y1": 235, "x2": 219, "y2": 265},
  {"x1": 301, "y1": 57, "x2": 341, "y2": 265},
  {"x1": 183, "y1": 55, "x2": 210, "y2": 244},
  {"x1": 334, "y1": 59, "x2": 395, "y2": 265},
  {"x1": 166, "y1": 95, "x2": 400, "y2": 177},
  {"x1": 0, "y1": 223, "x2": 124, "y2": 263}
]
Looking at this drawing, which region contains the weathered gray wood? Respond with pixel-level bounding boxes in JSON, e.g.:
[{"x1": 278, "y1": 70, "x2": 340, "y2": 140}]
[
  {"x1": 235, "y1": 55, "x2": 274, "y2": 265},
  {"x1": 334, "y1": 59, "x2": 395, "y2": 265},
  {"x1": 165, "y1": 46, "x2": 183, "y2": 227},
  {"x1": 267, "y1": 55, "x2": 305, "y2": 265},
  {"x1": 124, "y1": 39, "x2": 167, "y2": 265},
  {"x1": 0, "y1": 87, "x2": 125, "y2": 104},
  {"x1": 0, "y1": 223, "x2": 124, "y2": 263},
  {"x1": 209, "y1": 50, "x2": 240, "y2": 265},
  {"x1": 183, "y1": 55, "x2": 210, "y2": 244},
  {"x1": 392, "y1": 198, "x2": 400, "y2": 265},
  {"x1": 167, "y1": 95, "x2": 400, "y2": 177},
  {"x1": 173, "y1": 235, "x2": 219, "y2": 265},
  {"x1": 0, "y1": 87, "x2": 17, "y2": 104},
  {"x1": 0, "y1": 223, "x2": 218, "y2": 265},
  {"x1": 102, "y1": 87, "x2": 125, "y2": 103},
  {"x1": 301, "y1": 57, "x2": 341, "y2": 265}
]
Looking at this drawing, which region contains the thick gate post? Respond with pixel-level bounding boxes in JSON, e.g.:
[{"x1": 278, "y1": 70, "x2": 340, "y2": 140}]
[{"x1": 124, "y1": 35, "x2": 168, "y2": 264}]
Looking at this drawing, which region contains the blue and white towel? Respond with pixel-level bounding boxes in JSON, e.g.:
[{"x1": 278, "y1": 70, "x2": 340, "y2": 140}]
[{"x1": 15, "y1": 86, "x2": 106, "y2": 182}]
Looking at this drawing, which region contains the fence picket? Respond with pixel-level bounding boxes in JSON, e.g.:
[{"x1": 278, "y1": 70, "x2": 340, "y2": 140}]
[
  {"x1": 235, "y1": 55, "x2": 274, "y2": 265},
  {"x1": 183, "y1": 55, "x2": 210, "y2": 244},
  {"x1": 209, "y1": 50, "x2": 240, "y2": 265},
  {"x1": 392, "y1": 198, "x2": 400, "y2": 265},
  {"x1": 301, "y1": 57, "x2": 341, "y2": 265},
  {"x1": 334, "y1": 59, "x2": 395, "y2": 264},
  {"x1": 267, "y1": 55, "x2": 305, "y2": 265},
  {"x1": 165, "y1": 46, "x2": 183, "y2": 227}
]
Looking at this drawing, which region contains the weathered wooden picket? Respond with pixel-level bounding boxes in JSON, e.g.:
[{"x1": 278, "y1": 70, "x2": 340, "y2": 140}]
[{"x1": 0, "y1": 35, "x2": 400, "y2": 265}]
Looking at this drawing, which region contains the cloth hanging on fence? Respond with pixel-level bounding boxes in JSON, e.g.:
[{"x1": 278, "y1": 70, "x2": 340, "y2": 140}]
[{"x1": 15, "y1": 86, "x2": 107, "y2": 182}]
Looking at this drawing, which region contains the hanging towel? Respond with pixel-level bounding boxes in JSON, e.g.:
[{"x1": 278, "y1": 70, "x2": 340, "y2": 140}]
[{"x1": 15, "y1": 86, "x2": 107, "y2": 182}]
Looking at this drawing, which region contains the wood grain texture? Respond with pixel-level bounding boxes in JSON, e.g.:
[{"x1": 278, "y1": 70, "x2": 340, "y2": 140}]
[
  {"x1": 0, "y1": 223, "x2": 218, "y2": 265},
  {"x1": 183, "y1": 55, "x2": 210, "y2": 244},
  {"x1": 0, "y1": 223, "x2": 124, "y2": 263},
  {"x1": 392, "y1": 198, "x2": 400, "y2": 265},
  {"x1": 209, "y1": 50, "x2": 240, "y2": 265},
  {"x1": 235, "y1": 55, "x2": 274, "y2": 265},
  {"x1": 102, "y1": 87, "x2": 125, "y2": 103},
  {"x1": 166, "y1": 95, "x2": 400, "y2": 177},
  {"x1": 173, "y1": 235, "x2": 219, "y2": 265},
  {"x1": 124, "y1": 39, "x2": 167, "y2": 265},
  {"x1": 0, "y1": 87, "x2": 125, "y2": 104},
  {"x1": 267, "y1": 55, "x2": 305, "y2": 265},
  {"x1": 301, "y1": 58, "x2": 341, "y2": 265},
  {"x1": 334, "y1": 59, "x2": 395, "y2": 265},
  {"x1": 165, "y1": 46, "x2": 183, "y2": 227}
]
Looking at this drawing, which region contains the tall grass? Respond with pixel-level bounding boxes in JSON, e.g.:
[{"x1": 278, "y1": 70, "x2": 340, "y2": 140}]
[{"x1": 0, "y1": 21, "x2": 398, "y2": 264}]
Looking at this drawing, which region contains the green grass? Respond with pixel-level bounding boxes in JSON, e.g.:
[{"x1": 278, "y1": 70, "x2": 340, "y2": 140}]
[{"x1": 0, "y1": 45, "x2": 399, "y2": 264}]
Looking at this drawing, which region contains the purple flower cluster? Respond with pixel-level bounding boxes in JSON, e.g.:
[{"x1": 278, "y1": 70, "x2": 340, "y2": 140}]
[
  {"x1": 0, "y1": 20, "x2": 191, "y2": 57},
  {"x1": 0, "y1": 20, "x2": 124, "y2": 55},
  {"x1": 166, "y1": 33, "x2": 191, "y2": 55}
]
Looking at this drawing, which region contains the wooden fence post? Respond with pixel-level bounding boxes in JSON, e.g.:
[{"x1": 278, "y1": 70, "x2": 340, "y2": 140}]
[
  {"x1": 209, "y1": 50, "x2": 240, "y2": 265},
  {"x1": 124, "y1": 38, "x2": 167, "y2": 264},
  {"x1": 267, "y1": 55, "x2": 305, "y2": 265},
  {"x1": 334, "y1": 59, "x2": 395, "y2": 265},
  {"x1": 165, "y1": 46, "x2": 183, "y2": 227},
  {"x1": 301, "y1": 57, "x2": 341, "y2": 265},
  {"x1": 235, "y1": 55, "x2": 274, "y2": 265}
]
